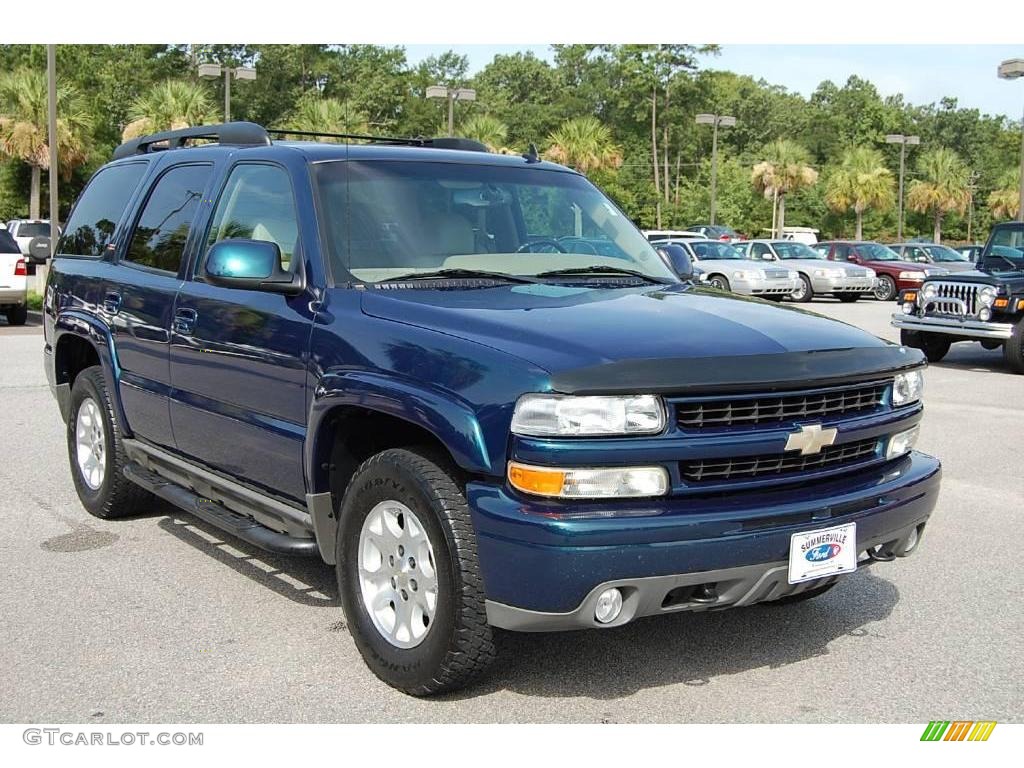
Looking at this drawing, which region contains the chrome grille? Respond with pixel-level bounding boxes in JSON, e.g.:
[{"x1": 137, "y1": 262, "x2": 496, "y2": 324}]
[
  {"x1": 765, "y1": 269, "x2": 790, "y2": 280},
  {"x1": 681, "y1": 438, "x2": 881, "y2": 482},
  {"x1": 675, "y1": 381, "x2": 887, "y2": 429},
  {"x1": 924, "y1": 281, "x2": 979, "y2": 316}
]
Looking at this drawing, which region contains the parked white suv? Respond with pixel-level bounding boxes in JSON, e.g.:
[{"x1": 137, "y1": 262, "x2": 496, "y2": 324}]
[
  {"x1": 0, "y1": 228, "x2": 28, "y2": 325},
  {"x1": 5, "y1": 219, "x2": 56, "y2": 256}
]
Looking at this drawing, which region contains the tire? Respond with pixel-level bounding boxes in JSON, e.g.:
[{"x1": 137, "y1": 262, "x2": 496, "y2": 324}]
[
  {"x1": 836, "y1": 293, "x2": 860, "y2": 303},
  {"x1": 1004, "y1": 318, "x2": 1024, "y2": 374},
  {"x1": 708, "y1": 274, "x2": 730, "y2": 291},
  {"x1": 67, "y1": 366, "x2": 153, "y2": 519},
  {"x1": 790, "y1": 274, "x2": 814, "y2": 302},
  {"x1": 336, "y1": 447, "x2": 496, "y2": 696},
  {"x1": 901, "y1": 329, "x2": 950, "y2": 362},
  {"x1": 874, "y1": 275, "x2": 897, "y2": 301},
  {"x1": 764, "y1": 581, "x2": 837, "y2": 605},
  {"x1": 5, "y1": 304, "x2": 28, "y2": 325}
]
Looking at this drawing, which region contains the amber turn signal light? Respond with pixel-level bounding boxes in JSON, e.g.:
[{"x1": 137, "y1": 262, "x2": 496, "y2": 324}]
[
  {"x1": 508, "y1": 463, "x2": 566, "y2": 496},
  {"x1": 994, "y1": 298, "x2": 1009, "y2": 309}
]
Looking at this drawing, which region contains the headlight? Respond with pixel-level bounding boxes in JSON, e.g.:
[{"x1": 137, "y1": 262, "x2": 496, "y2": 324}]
[
  {"x1": 899, "y1": 271, "x2": 925, "y2": 280},
  {"x1": 886, "y1": 425, "x2": 920, "y2": 460},
  {"x1": 892, "y1": 369, "x2": 924, "y2": 407},
  {"x1": 978, "y1": 286, "x2": 997, "y2": 306},
  {"x1": 813, "y1": 268, "x2": 845, "y2": 278},
  {"x1": 511, "y1": 394, "x2": 665, "y2": 437},
  {"x1": 922, "y1": 282, "x2": 938, "y2": 300},
  {"x1": 732, "y1": 269, "x2": 764, "y2": 280},
  {"x1": 508, "y1": 462, "x2": 669, "y2": 498}
]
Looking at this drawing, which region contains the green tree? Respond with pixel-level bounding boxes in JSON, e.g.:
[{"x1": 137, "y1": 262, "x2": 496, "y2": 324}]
[
  {"x1": 824, "y1": 147, "x2": 895, "y2": 239},
  {"x1": 286, "y1": 92, "x2": 368, "y2": 139},
  {"x1": 751, "y1": 139, "x2": 818, "y2": 237},
  {"x1": 906, "y1": 147, "x2": 970, "y2": 243},
  {"x1": 988, "y1": 167, "x2": 1020, "y2": 220},
  {"x1": 544, "y1": 116, "x2": 622, "y2": 174},
  {"x1": 122, "y1": 79, "x2": 218, "y2": 140},
  {"x1": 0, "y1": 68, "x2": 91, "y2": 219},
  {"x1": 456, "y1": 114, "x2": 511, "y2": 153}
]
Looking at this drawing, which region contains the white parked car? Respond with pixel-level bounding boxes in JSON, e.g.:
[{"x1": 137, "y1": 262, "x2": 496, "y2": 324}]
[
  {"x1": 652, "y1": 238, "x2": 800, "y2": 298},
  {"x1": 0, "y1": 227, "x2": 28, "y2": 325},
  {"x1": 738, "y1": 240, "x2": 877, "y2": 302},
  {"x1": 5, "y1": 219, "x2": 57, "y2": 257},
  {"x1": 642, "y1": 229, "x2": 702, "y2": 243}
]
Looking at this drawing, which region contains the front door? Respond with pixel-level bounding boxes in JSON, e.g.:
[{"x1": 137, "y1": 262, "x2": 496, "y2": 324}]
[{"x1": 168, "y1": 162, "x2": 314, "y2": 502}]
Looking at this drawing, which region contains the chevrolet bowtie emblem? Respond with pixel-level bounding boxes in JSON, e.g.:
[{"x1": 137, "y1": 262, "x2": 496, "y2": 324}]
[{"x1": 785, "y1": 423, "x2": 838, "y2": 455}]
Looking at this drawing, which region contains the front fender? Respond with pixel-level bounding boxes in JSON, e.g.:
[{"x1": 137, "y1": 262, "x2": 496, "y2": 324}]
[{"x1": 304, "y1": 369, "x2": 494, "y2": 496}]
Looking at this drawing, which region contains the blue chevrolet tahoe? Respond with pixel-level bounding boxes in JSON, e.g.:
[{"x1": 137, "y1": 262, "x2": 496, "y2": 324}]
[{"x1": 44, "y1": 122, "x2": 941, "y2": 695}]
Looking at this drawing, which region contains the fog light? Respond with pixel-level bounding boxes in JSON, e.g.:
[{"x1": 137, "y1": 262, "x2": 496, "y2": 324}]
[
  {"x1": 901, "y1": 301, "x2": 915, "y2": 314},
  {"x1": 905, "y1": 526, "x2": 920, "y2": 553},
  {"x1": 979, "y1": 307, "x2": 992, "y2": 322},
  {"x1": 886, "y1": 424, "x2": 920, "y2": 459},
  {"x1": 594, "y1": 588, "x2": 623, "y2": 624}
]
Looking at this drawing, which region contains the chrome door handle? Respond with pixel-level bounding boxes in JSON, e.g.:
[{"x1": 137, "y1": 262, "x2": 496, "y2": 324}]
[
  {"x1": 173, "y1": 308, "x2": 198, "y2": 335},
  {"x1": 103, "y1": 291, "x2": 122, "y2": 315}
]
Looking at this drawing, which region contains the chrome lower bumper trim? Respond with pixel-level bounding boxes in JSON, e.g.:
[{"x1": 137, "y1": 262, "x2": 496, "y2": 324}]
[{"x1": 891, "y1": 314, "x2": 1015, "y2": 340}]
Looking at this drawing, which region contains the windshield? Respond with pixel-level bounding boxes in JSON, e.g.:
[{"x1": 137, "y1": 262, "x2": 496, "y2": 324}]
[
  {"x1": 690, "y1": 241, "x2": 746, "y2": 260},
  {"x1": 857, "y1": 243, "x2": 902, "y2": 261},
  {"x1": 923, "y1": 245, "x2": 969, "y2": 263},
  {"x1": 315, "y1": 160, "x2": 676, "y2": 284},
  {"x1": 986, "y1": 224, "x2": 1024, "y2": 265},
  {"x1": 772, "y1": 241, "x2": 824, "y2": 260}
]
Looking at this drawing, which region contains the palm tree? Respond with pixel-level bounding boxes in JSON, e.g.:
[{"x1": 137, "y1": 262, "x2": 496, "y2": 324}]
[
  {"x1": 285, "y1": 93, "x2": 368, "y2": 141},
  {"x1": 456, "y1": 114, "x2": 512, "y2": 153},
  {"x1": 122, "y1": 79, "x2": 218, "y2": 140},
  {"x1": 906, "y1": 147, "x2": 970, "y2": 243},
  {"x1": 751, "y1": 140, "x2": 818, "y2": 237},
  {"x1": 0, "y1": 68, "x2": 91, "y2": 219},
  {"x1": 824, "y1": 147, "x2": 896, "y2": 239},
  {"x1": 988, "y1": 167, "x2": 1020, "y2": 220},
  {"x1": 543, "y1": 117, "x2": 623, "y2": 174}
]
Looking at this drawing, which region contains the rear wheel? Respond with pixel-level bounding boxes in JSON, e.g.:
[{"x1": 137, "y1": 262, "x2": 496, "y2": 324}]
[
  {"x1": 67, "y1": 366, "x2": 153, "y2": 519},
  {"x1": 708, "y1": 274, "x2": 730, "y2": 292},
  {"x1": 790, "y1": 274, "x2": 813, "y2": 302},
  {"x1": 337, "y1": 448, "x2": 495, "y2": 696},
  {"x1": 874, "y1": 275, "x2": 897, "y2": 301},
  {"x1": 836, "y1": 293, "x2": 860, "y2": 303},
  {"x1": 5, "y1": 304, "x2": 27, "y2": 325},
  {"x1": 1004, "y1": 318, "x2": 1024, "y2": 374}
]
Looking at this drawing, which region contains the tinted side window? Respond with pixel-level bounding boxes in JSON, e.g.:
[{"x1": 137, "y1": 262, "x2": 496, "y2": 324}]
[
  {"x1": 205, "y1": 164, "x2": 299, "y2": 272},
  {"x1": 58, "y1": 163, "x2": 148, "y2": 257},
  {"x1": 125, "y1": 164, "x2": 211, "y2": 273},
  {"x1": 834, "y1": 244, "x2": 851, "y2": 260},
  {"x1": 751, "y1": 243, "x2": 771, "y2": 259}
]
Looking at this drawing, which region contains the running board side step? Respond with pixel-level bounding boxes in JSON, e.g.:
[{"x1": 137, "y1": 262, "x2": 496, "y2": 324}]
[{"x1": 123, "y1": 462, "x2": 320, "y2": 557}]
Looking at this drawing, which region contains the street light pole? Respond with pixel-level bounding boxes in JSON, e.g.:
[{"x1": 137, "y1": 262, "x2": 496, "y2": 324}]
[
  {"x1": 46, "y1": 45, "x2": 59, "y2": 260},
  {"x1": 696, "y1": 114, "x2": 736, "y2": 226},
  {"x1": 426, "y1": 85, "x2": 477, "y2": 136},
  {"x1": 1001, "y1": 59, "x2": 1024, "y2": 221},
  {"x1": 885, "y1": 134, "x2": 920, "y2": 240},
  {"x1": 198, "y1": 63, "x2": 256, "y2": 123}
]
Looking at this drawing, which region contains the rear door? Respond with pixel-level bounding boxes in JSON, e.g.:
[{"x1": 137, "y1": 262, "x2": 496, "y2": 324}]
[
  {"x1": 113, "y1": 162, "x2": 214, "y2": 447},
  {"x1": 168, "y1": 160, "x2": 315, "y2": 502}
]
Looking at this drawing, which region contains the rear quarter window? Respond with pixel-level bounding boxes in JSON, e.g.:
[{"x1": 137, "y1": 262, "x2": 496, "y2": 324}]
[{"x1": 58, "y1": 162, "x2": 149, "y2": 257}]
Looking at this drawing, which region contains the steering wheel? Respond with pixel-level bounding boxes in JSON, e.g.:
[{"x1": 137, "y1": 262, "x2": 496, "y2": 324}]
[{"x1": 517, "y1": 238, "x2": 567, "y2": 254}]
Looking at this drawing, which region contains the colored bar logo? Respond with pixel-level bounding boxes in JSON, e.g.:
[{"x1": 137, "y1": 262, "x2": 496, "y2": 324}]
[{"x1": 921, "y1": 721, "x2": 997, "y2": 741}]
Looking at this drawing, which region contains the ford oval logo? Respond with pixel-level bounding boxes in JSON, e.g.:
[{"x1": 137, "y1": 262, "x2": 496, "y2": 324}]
[{"x1": 805, "y1": 543, "x2": 842, "y2": 562}]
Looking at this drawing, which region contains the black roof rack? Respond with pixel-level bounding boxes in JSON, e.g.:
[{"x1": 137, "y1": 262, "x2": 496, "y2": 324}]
[
  {"x1": 268, "y1": 128, "x2": 489, "y2": 153},
  {"x1": 112, "y1": 121, "x2": 271, "y2": 160}
]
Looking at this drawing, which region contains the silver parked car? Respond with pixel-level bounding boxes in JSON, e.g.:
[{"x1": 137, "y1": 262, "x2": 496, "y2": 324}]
[
  {"x1": 653, "y1": 238, "x2": 800, "y2": 298},
  {"x1": 888, "y1": 243, "x2": 977, "y2": 273},
  {"x1": 738, "y1": 240, "x2": 877, "y2": 302}
]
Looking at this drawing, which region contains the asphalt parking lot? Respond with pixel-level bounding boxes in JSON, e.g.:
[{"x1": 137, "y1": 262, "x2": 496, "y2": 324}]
[{"x1": 0, "y1": 301, "x2": 1021, "y2": 723}]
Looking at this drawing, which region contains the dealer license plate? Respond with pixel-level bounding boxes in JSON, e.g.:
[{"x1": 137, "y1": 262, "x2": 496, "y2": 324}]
[{"x1": 787, "y1": 522, "x2": 857, "y2": 584}]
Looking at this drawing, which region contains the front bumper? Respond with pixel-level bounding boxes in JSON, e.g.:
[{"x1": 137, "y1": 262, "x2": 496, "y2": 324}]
[
  {"x1": 469, "y1": 451, "x2": 940, "y2": 629},
  {"x1": 812, "y1": 275, "x2": 876, "y2": 294},
  {"x1": 891, "y1": 312, "x2": 1015, "y2": 340},
  {"x1": 732, "y1": 276, "x2": 801, "y2": 296}
]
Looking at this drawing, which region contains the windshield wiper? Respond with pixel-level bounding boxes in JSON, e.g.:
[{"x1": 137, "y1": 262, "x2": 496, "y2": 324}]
[
  {"x1": 535, "y1": 265, "x2": 672, "y2": 284},
  {"x1": 379, "y1": 268, "x2": 541, "y2": 285}
]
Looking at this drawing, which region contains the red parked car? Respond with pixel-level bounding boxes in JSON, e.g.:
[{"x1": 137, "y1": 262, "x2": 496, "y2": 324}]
[{"x1": 813, "y1": 241, "x2": 949, "y2": 301}]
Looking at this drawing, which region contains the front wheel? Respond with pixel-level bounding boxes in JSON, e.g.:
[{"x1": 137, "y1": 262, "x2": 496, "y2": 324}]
[
  {"x1": 790, "y1": 274, "x2": 814, "y2": 302},
  {"x1": 1004, "y1": 318, "x2": 1024, "y2": 374},
  {"x1": 901, "y1": 329, "x2": 950, "y2": 362},
  {"x1": 337, "y1": 448, "x2": 496, "y2": 696},
  {"x1": 708, "y1": 274, "x2": 730, "y2": 291},
  {"x1": 874, "y1": 275, "x2": 897, "y2": 301}
]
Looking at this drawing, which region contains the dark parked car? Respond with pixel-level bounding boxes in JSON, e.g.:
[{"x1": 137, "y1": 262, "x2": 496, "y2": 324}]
[
  {"x1": 813, "y1": 240, "x2": 948, "y2": 301},
  {"x1": 892, "y1": 221, "x2": 1024, "y2": 372},
  {"x1": 888, "y1": 243, "x2": 976, "y2": 273},
  {"x1": 45, "y1": 122, "x2": 940, "y2": 696}
]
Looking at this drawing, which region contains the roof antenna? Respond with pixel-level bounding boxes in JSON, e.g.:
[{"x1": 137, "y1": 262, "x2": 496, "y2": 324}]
[{"x1": 523, "y1": 143, "x2": 540, "y2": 163}]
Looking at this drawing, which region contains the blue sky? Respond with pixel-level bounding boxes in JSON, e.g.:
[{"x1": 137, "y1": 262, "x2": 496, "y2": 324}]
[{"x1": 404, "y1": 45, "x2": 1024, "y2": 121}]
